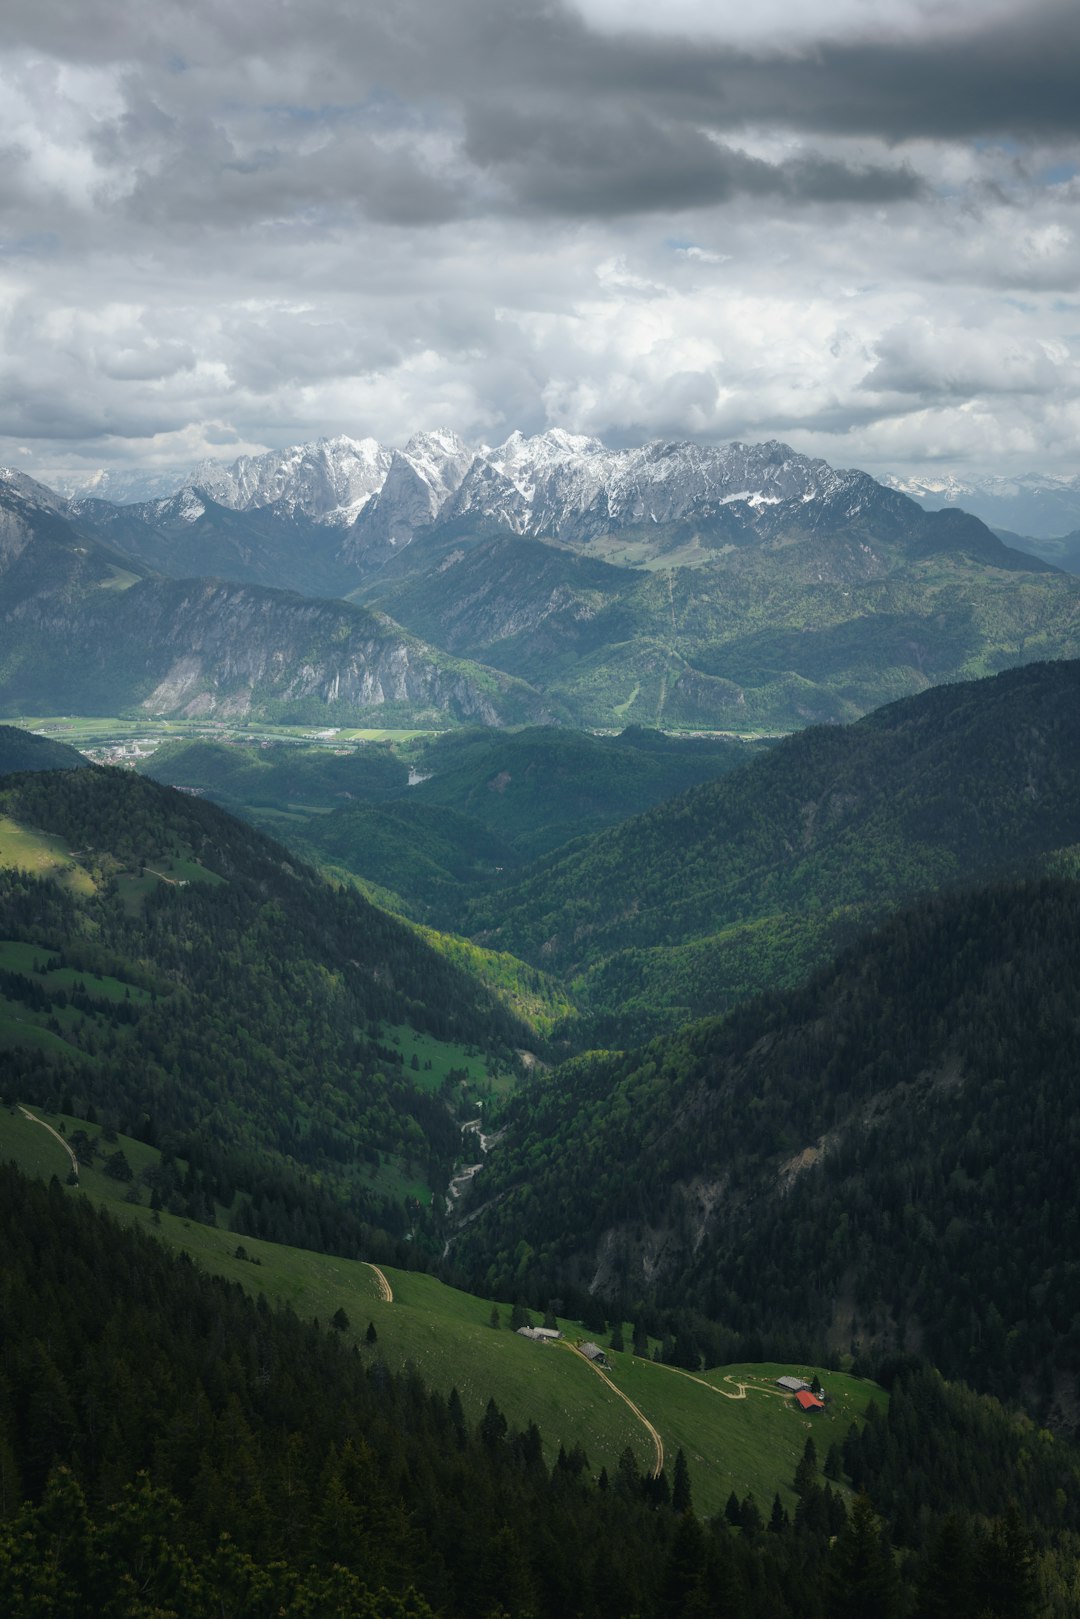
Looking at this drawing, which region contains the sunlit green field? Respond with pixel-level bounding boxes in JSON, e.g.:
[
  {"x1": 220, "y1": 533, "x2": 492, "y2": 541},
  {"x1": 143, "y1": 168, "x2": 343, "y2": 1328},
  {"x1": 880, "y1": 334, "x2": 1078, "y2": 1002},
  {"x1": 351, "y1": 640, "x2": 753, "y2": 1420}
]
[
  {"x1": 0, "y1": 1103, "x2": 885, "y2": 1521},
  {"x1": 0, "y1": 815, "x2": 97, "y2": 895},
  {"x1": 9, "y1": 716, "x2": 446, "y2": 749}
]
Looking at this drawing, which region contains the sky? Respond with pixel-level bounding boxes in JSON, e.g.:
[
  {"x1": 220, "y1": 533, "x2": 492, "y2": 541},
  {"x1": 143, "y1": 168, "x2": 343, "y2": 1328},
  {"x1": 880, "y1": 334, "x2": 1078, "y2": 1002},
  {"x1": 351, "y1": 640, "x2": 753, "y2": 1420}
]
[{"x1": 2, "y1": 0, "x2": 1080, "y2": 488}]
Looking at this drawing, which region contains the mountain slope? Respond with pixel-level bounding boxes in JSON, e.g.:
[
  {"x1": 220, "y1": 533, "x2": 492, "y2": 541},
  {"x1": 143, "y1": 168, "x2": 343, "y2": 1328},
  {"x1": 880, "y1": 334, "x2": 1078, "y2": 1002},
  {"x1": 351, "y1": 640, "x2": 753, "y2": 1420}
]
[
  {"x1": 0, "y1": 763, "x2": 532, "y2": 1237},
  {"x1": 406, "y1": 724, "x2": 770, "y2": 859},
  {"x1": 468, "y1": 660, "x2": 1080, "y2": 1027},
  {"x1": 70, "y1": 488, "x2": 360, "y2": 597},
  {"x1": 0, "y1": 476, "x2": 563, "y2": 726},
  {"x1": 355, "y1": 476, "x2": 1076, "y2": 731},
  {"x1": 0, "y1": 724, "x2": 91, "y2": 775},
  {"x1": 887, "y1": 467, "x2": 1080, "y2": 539},
  {"x1": 454, "y1": 875, "x2": 1080, "y2": 1424},
  {"x1": 19, "y1": 436, "x2": 1080, "y2": 732},
  {"x1": 993, "y1": 526, "x2": 1080, "y2": 577},
  {"x1": 138, "y1": 735, "x2": 411, "y2": 807},
  {"x1": 11, "y1": 1154, "x2": 1077, "y2": 1619}
]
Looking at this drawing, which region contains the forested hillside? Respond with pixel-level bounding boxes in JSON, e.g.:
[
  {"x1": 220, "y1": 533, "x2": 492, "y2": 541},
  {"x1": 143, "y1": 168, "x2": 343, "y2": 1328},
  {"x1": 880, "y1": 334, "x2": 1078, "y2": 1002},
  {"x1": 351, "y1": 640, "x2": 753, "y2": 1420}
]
[
  {"x1": 2, "y1": 1161, "x2": 1076, "y2": 1618},
  {"x1": 141, "y1": 733, "x2": 411, "y2": 806},
  {"x1": 467, "y1": 660, "x2": 1080, "y2": 1036},
  {"x1": 0, "y1": 725, "x2": 91, "y2": 775},
  {"x1": 356, "y1": 510, "x2": 1080, "y2": 730},
  {"x1": 405, "y1": 725, "x2": 769, "y2": 860},
  {"x1": 0, "y1": 764, "x2": 530, "y2": 1248},
  {"x1": 454, "y1": 876, "x2": 1080, "y2": 1427},
  {"x1": 137, "y1": 724, "x2": 765, "y2": 924}
]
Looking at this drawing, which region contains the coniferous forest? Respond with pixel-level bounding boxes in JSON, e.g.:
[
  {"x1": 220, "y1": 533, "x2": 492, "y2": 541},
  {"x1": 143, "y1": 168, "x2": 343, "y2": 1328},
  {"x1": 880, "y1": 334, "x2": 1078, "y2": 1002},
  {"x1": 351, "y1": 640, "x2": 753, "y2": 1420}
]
[
  {"x1": 2, "y1": 1165, "x2": 1077, "y2": 1618},
  {"x1": 6, "y1": 0, "x2": 1080, "y2": 1609},
  {"x1": 3, "y1": 664, "x2": 1080, "y2": 1615}
]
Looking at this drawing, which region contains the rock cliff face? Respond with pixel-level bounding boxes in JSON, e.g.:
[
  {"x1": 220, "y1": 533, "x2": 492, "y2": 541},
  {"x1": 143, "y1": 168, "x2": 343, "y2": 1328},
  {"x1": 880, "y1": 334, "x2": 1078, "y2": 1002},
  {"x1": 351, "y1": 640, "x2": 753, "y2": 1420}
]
[
  {"x1": 6, "y1": 440, "x2": 1076, "y2": 734},
  {"x1": 439, "y1": 432, "x2": 875, "y2": 542},
  {"x1": 189, "y1": 434, "x2": 392, "y2": 525},
  {"x1": 59, "y1": 429, "x2": 1065, "y2": 595},
  {"x1": 340, "y1": 430, "x2": 474, "y2": 572},
  {"x1": 0, "y1": 475, "x2": 558, "y2": 726}
]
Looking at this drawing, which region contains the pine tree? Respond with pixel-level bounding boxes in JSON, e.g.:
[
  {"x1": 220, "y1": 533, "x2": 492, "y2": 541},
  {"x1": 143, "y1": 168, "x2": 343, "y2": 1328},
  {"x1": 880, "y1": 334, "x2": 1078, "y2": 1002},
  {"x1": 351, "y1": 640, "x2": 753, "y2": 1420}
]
[
  {"x1": 739, "y1": 1495, "x2": 762, "y2": 1536},
  {"x1": 826, "y1": 1494, "x2": 901, "y2": 1619},
  {"x1": 672, "y1": 1448, "x2": 692, "y2": 1515},
  {"x1": 768, "y1": 1492, "x2": 789, "y2": 1534},
  {"x1": 975, "y1": 1506, "x2": 1040, "y2": 1619},
  {"x1": 660, "y1": 1510, "x2": 706, "y2": 1617},
  {"x1": 793, "y1": 1434, "x2": 819, "y2": 1497},
  {"x1": 479, "y1": 1397, "x2": 507, "y2": 1449},
  {"x1": 916, "y1": 1512, "x2": 976, "y2": 1619}
]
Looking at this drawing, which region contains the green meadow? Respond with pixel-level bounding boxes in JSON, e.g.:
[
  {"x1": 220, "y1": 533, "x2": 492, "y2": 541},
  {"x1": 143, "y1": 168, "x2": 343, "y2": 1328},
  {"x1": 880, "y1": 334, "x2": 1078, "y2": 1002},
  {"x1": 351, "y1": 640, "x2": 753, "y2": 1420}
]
[
  {"x1": 12, "y1": 716, "x2": 443, "y2": 751},
  {"x1": 0, "y1": 815, "x2": 96, "y2": 895},
  {"x1": 0, "y1": 941, "x2": 152, "y2": 1003},
  {"x1": 0, "y1": 1103, "x2": 884, "y2": 1521}
]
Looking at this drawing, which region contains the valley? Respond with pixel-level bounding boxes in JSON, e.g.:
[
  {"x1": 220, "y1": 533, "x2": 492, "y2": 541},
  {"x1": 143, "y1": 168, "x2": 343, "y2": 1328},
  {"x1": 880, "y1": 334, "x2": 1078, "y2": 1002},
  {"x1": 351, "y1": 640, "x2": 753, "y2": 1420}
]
[
  {"x1": 2, "y1": 448, "x2": 1080, "y2": 1614},
  {"x1": 0, "y1": 1100, "x2": 884, "y2": 1523},
  {"x1": 9, "y1": 0, "x2": 1080, "y2": 1602}
]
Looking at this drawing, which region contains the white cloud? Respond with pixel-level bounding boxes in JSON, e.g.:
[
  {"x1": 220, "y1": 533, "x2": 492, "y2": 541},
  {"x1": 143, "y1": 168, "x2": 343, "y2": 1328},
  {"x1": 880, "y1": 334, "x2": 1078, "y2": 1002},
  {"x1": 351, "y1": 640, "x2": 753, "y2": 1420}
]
[
  {"x1": 571, "y1": 0, "x2": 1021, "y2": 48},
  {"x1": 0, "y1": 0, "x2": 1078, "y2": 483}
]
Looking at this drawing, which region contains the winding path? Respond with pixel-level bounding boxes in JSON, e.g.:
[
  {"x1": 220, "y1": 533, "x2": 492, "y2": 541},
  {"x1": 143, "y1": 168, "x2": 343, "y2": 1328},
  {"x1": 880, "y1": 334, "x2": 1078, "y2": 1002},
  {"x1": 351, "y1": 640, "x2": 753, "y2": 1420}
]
[
  {"x1": 18, "y1": 1106, "x2": 79, "y2": 1182},
  {"x1": 652, "y1": 1363, "x2": 796, "y2": 1402},
  {"x1": 565, "y1": 1343, "x2": 664, "y2": 1478},
  {"x1": 364, "y1": 1262, "x2": 393, "y2": 1303}
]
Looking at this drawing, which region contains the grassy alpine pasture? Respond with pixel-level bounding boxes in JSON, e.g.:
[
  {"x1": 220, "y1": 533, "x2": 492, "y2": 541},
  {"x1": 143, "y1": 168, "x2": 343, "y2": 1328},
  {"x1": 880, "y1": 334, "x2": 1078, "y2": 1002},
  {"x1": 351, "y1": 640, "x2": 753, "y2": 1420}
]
[
  {"x1": 0, "y1": 814, "x2": 96, "y2": 895},
  {"x1": 0, "y1": 935, "x2": 153, "y2": 1061},
  {"x1": 382, "y1": 1020, "x2": 520, "y2": 1101},
  {"x1": 1, "y1": 1102, "x2": 884, "y2": 1521},
  {"x1": 0, "y1": 940, "x2": 152, "y2": 1003}
]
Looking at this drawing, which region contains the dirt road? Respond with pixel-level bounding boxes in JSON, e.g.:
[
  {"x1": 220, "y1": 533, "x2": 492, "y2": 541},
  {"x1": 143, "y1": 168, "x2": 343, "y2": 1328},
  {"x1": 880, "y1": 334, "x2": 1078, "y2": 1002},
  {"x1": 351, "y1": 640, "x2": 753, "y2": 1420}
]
[
  {"x1": 565, "y1": 1343, "x2": 664, "y2": 1478},
  {"x1": 18, "y1": 1106, "x2": 79, "y2": 1181},
  {"x1": 365, "y1": 1262, "x2": 393, "y2": 1303}
]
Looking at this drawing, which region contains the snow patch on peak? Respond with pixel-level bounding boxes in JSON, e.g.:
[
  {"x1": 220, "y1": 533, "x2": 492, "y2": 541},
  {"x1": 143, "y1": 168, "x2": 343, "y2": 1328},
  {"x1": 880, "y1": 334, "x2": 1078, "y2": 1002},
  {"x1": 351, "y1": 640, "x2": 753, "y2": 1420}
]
[
  {"x1": 178, "y1": 489, "x2": 206, "y2": 523},
  {"x1": 189, "y1": 436, "x2": 393, "y2": 526}
]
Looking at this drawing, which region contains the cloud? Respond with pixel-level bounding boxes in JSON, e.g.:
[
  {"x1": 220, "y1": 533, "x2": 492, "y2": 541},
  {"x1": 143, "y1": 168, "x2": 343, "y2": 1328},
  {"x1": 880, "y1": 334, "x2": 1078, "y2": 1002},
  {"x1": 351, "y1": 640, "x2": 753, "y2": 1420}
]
[
  {"x1": 863, "y1": 318, "x2": 1067, "y2": 399},
  {"x1": 0, "y1": 0, "x2": 1078, "y2": 481}
]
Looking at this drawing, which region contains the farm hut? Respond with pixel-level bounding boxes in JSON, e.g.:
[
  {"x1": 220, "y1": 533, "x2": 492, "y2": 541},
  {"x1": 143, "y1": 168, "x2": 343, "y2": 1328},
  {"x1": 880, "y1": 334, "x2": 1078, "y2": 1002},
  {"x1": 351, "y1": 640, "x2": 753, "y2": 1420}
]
[
  {"x1": 795, "y1": 1390, "x2": 825, "y2": 1413},
  {"x1": 777, "y1": 1376, "x2": 810, "y2": 1393},
  {"x1": 580, "y1": 1342, "x2": 609, "y2": 1367}
]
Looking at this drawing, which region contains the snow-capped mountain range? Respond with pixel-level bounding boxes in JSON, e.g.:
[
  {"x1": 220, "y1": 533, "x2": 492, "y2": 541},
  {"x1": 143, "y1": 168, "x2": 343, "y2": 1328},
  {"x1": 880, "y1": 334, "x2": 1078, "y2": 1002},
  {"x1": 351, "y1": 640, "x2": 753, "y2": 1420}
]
[
  {"x1": 4, "y1": 434, "x2": 1077, "y2": 734},
  {"x1": 883, "y1": 471, "x2": 1080, "y2": 540},
  {"x1": 190, "y1": 434, "x2": 393, "y2": 527},
  {"x1": 55, "y1": 434, "x2": 1080, "y2": 555},
  {"x1": 68, "y1": 429, "x2": 891, "y2": 555}
]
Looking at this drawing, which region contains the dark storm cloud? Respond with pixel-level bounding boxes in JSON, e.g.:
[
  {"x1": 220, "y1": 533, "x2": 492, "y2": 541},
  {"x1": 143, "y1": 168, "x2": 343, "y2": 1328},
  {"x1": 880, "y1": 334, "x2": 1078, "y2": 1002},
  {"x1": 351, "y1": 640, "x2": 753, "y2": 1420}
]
[
  {"x1": 499, "y1": 0, "x2": 1080, "y2": 147},
  {"x1": 3, "y1": 0, "x2": 1079, "y2": 479},
  {"x1": 683, "y1": 5, "x2": 1080, "y2": 144},
  {"x1": 464, "y1": 102, "x2": 923, "y2": 217},
  {"x1": 11, "y1": 0, "x2": 1080, "y2": 234},
  {"x1": 116, "y1": 132, "x2": 468, "y2": 231},
  {"x1": 329, "y1": 0, "x2": 1080, "y2": 150}
]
